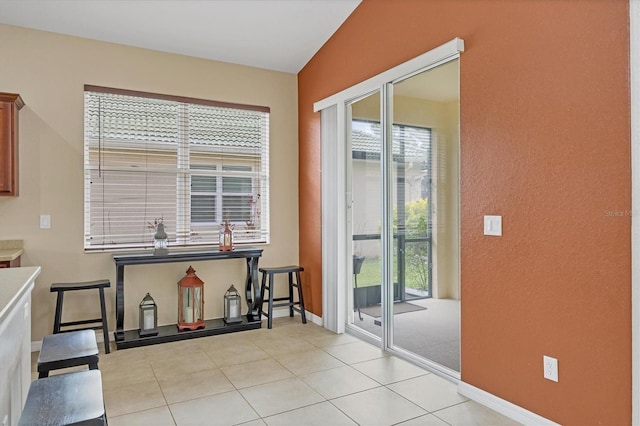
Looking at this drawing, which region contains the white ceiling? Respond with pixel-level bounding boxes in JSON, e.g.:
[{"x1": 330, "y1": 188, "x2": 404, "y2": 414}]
[{"x1": 0, "y1": 0, "x2": 361, "y2": 73}]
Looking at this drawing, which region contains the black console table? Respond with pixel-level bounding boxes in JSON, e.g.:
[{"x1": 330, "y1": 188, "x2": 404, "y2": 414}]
[{"x1": 112, "y1": 248, "x2": 263, "y2": 349}]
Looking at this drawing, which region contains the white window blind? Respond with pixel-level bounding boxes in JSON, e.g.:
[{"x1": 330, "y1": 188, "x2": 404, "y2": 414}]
[{"x1": 83, "y1": 85, "x2": 270, "y2": 251}]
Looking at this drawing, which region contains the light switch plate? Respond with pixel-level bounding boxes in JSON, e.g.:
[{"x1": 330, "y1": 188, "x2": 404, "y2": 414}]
[
  {"x1": 484, "y1": 215, "x2": 502, "y2": 236},
  {"x1": 40, "y1": 214, "x2": 51, "y2": 229}
]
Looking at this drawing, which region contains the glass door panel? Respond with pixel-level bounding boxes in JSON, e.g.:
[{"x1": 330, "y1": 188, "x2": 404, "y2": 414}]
[
  {"x1": 389, "y1": 60, "x2": 461, "y2": 372},
  {"x1": 348, "y1": 91, "x2": 382, "y2": 339}
]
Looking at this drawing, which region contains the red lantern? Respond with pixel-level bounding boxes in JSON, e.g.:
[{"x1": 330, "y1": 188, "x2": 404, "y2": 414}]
[
  {"x1": 219, "y1": 219, "x2": 234, "y2": 251},
  {"x1": 177, "y1": 266, "x2": 205, "y2": 331}
]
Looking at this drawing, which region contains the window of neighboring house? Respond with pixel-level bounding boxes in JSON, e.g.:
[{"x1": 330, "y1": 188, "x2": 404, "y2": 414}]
[
  {"x1": 83, "y1": 85, "x2": 270, "y2": 251},
  {"x1": 190, "y1": 165, "x2": 255, "y2": 225}
]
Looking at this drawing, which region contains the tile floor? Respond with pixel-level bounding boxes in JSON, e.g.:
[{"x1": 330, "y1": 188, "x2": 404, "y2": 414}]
[{"x1": 32, "y1": 317, "x2": 519, "y2": 426}]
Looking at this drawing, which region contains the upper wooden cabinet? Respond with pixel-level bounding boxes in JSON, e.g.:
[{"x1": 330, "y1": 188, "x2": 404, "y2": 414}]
[{"x1": 0, "y1": 93, "x2": 24, "y2": 196}]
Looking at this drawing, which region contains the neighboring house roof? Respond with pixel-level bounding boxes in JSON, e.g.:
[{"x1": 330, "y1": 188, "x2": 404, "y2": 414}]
[
  {"x1": 351, "y1": 123, "x2": 431, "y2": 162},
  {"x1": 85, "y1": 92, "x2": 267, "y2": 150}
]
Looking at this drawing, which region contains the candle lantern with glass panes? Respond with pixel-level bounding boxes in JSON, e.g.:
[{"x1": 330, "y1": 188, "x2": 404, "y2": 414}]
[
  {"x1": 223, "y1": 285, "x2": 242, "y2": 324},
  {"x1": 177, "y1": 266, "x2": 205, "y2": 331},
  {"x1": 139, "y1": 292, "x2": 158, "y2": 336},
  {"x1": 219, "y1": 218, "x2": 234, "y2": 251},
  {"x1": 153, "y1": 219, "x2": 169, "y2": 255}
]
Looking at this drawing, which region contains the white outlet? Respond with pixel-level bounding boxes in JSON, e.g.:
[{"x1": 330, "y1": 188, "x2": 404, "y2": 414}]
[{"x1": 543, "y1": 355, "x2": 558, "y2": 382}]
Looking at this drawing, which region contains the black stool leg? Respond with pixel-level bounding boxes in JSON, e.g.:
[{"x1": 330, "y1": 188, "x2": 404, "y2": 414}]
[
  {"x1": 296, "y1": 270, "x2": 307, "y2": 324},
  {"x1": 259, "y1": 271, "x2": 267, "y2": 319},
  {"x1": 98, "y1": 287, "x2": 110, "y2": 354},
  {"x1": 53, "y1": 291, "x2": 64, "y2": 334},
  {"x1": 288, "y1": 272, "x2": 294, "y2": 317},
  {"x1": 267, "y1": 273, "x2": 275, "y2": 329}
]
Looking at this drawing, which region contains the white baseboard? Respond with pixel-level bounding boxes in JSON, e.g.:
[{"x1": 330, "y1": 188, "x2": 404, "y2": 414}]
[
  {"x1": 270, "y1": 307, "x2": 323, "y2": 326},
  {"x1": 458, "y1": 382, "x2": 559, "y2": 426}
]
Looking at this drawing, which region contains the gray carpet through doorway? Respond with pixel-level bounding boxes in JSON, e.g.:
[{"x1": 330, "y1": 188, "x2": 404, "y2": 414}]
[{"x1": 358, "y1": 301, "x2": 426, "y2": 318}]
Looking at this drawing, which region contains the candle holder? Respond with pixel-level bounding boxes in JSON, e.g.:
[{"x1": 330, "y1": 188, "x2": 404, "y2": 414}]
[
  {"x1": 224, "y1": 285, "x2": 242, "y2": 324},
  {"x1": 177, "y1": 266, "x2": 205, "y2": 331},
  {"x1": 153, "y1": 219, "x2": 169, "y2": 255},
  {"x1": 219, "y1": 219, "x2": 234, "y2": 251},
  {"x1": 139, "y1": 293, "x2": 158, "y2": 337}
]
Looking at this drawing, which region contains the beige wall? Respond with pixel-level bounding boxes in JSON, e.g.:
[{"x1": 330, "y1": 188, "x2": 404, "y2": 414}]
[{"x1": 0, "y1": 24, "x2": 299, "y2": 342}]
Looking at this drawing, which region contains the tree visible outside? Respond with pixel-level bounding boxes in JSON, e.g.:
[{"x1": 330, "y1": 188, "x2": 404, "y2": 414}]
[
  {"x1": 353, "y1": 197, "x2": 430, "y2": 294},
  {"x1": 401, "y1": 198, "x2": 430, "y2": 293}
]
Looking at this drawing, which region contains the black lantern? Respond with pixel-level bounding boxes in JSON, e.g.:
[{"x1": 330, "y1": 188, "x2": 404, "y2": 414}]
[
  {"x1": 139, "y1": 293, "x2": 158, "y2": 336},
  {"x1": 153, "y1": 220, "x2": 169, "y2": 255},
  {"x1": 224, "y1": 285, "x2": 242, "y2": 324}
]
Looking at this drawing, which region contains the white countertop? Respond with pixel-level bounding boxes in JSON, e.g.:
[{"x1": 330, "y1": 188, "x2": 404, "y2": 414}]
[{"x1": 0, "y1": 266, "x2": 41, "y2": 323}]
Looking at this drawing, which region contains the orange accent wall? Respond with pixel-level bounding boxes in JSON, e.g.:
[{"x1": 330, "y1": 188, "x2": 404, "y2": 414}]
[{"x1": 298, "y1": 0, "x2": 631, "y2": 424}]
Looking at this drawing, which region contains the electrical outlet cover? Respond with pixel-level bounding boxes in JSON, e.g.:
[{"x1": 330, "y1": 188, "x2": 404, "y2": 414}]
[{"x1": 543, "y1": 355, "x2": 558, "y2": 382}]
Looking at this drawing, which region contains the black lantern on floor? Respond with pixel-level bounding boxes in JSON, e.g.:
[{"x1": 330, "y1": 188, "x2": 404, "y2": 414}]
[
  {"x1": 139, "y1": 293, "x2": 158, "y2": 337},
  {"x1": 224, "y1": 285, "x2": 242, "y2": 324}
]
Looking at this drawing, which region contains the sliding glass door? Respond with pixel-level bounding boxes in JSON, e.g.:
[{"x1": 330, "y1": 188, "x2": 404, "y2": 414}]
[
  {"x1": 345, "y1": 58, "x2": 461, "y2": 374},
  {"x1": 316, "y1": 39, "x2": 464, "y2": 377}
]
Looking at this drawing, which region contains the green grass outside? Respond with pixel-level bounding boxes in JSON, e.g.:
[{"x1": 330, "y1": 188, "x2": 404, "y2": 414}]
[
  {"x1": 354, "y1": 257, "x2": 382, "y2": 287},
  {"x1": 354, "y1": 257, "x2": 429, "y2": 292}
]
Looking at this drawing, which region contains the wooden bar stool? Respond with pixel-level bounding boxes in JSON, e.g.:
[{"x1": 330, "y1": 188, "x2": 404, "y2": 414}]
[
  {"x1": 38, "y1": 329, "x2": 99, "y2": 378},
  {"x1": 50, "y1": 279, "x2": 111, "y2": 354},
  {"x1": 258, "y1": 265, "x2": 306, "y2": 329},
  {"x1": 19, "y1": 370, "x2": 107, "y2": 426}
]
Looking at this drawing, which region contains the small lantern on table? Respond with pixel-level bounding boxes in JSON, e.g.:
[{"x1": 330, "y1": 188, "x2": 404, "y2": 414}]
[
  {"x1": 139, "y1": 293, "x2": 158, "y2": 337},
  {"x1": 224, "y1": 285, "x2": 242, "y2": 324},
  {"x1": 219, "y1": 219, "x2": 234, "y2": 251},
  {"x1": 177, "y1": 266, "x2": 205, "y2": 331},
  {"x1": 153, "y1": 220, "x2": 169, "y2": 255}
]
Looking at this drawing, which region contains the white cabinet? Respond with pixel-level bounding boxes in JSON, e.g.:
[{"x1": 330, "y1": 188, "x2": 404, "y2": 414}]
[{"x1": 0, "y1": 267, "x2": 40, "y2": 425}]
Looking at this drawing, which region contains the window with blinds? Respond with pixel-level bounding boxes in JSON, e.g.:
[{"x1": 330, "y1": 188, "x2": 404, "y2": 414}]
[{"x1": 83, "y1": 86, "x2": 270, "y2": 251}]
